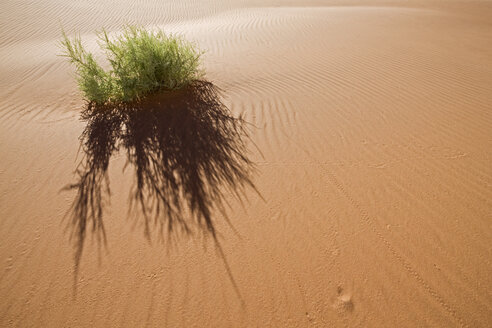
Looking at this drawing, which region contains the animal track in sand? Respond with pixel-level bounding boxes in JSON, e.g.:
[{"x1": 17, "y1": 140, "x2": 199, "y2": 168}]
[{"x1": 333, "y1": 286, "x2": 354, "y2": 313}]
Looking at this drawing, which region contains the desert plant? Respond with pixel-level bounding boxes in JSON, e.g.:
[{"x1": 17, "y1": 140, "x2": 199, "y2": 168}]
[{"x1": 60, "y1": 26, "x2": 203, "y2": 104}]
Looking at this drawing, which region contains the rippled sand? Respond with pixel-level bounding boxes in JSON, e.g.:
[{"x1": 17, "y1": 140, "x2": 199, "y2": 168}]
[{"x1": 1, "y1": 0, "x2": 491, "y2": 326}]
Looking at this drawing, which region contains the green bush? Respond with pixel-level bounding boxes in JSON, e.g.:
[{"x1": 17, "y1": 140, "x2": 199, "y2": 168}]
[{"x1": 60, "y1": 26, "x2": 203, "y2": 104}]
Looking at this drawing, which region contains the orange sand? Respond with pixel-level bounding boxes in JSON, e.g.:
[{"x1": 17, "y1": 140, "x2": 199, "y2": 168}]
[{"x1": 1, "y1": 0, "x2": 491, "y2": 326}]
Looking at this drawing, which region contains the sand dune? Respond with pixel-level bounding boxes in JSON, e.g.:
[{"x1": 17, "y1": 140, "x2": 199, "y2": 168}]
[{"x1": 1, "y1": 0, "x2": 491, "y2": 327}]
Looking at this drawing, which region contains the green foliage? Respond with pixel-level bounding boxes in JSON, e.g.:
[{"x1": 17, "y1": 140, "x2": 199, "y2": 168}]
[{"x1": 60, "y1": 26, "x2": 203, "y2": 104}]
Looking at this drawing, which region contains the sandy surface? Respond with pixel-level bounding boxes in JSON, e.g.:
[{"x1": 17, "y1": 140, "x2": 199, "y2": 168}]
[{"x1": 1, "y1": 0, "x2": 491, "y2": 327}]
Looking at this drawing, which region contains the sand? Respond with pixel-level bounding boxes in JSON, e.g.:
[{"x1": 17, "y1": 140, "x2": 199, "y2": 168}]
[{"x1": 1, "y1": 0, "x2": 491, "y2": 327}]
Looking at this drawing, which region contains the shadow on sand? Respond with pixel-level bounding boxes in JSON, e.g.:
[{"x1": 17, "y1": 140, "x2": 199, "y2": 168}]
[{"x1": 64, "y1": 80, "x2": 255, "y2": 280}]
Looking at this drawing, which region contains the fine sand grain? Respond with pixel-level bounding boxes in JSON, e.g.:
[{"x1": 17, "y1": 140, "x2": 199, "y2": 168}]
[{"x1": 1, "y1": 0, "x2": 491, "y2": 327}]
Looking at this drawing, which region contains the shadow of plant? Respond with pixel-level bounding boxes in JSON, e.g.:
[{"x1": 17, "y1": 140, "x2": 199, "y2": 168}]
[{"x1": 65, "y1": 80, "x2": 255, "y2": 274}]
